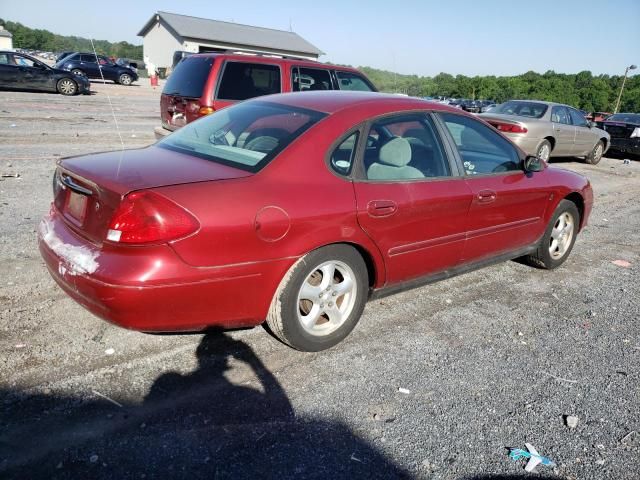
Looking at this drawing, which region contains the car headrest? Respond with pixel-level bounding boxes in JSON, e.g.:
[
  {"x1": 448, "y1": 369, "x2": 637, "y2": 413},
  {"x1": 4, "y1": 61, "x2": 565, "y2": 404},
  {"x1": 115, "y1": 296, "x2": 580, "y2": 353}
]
[{"x1": 379, "y1": 137, "x2": 412, "y2": 167}]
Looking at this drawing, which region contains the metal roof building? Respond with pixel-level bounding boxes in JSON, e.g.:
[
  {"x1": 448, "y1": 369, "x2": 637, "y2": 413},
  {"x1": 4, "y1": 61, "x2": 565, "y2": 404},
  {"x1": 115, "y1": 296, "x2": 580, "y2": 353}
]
[{"x1": 137, "y1": 11, "x2": 324, "y2": 70}]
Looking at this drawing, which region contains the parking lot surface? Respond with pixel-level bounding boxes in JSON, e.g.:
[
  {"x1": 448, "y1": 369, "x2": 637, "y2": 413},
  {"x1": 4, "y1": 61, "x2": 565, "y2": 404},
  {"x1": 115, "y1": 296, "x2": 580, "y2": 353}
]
[{"x1": 0, "y1": 83, "x2": 639, "y2": 479}]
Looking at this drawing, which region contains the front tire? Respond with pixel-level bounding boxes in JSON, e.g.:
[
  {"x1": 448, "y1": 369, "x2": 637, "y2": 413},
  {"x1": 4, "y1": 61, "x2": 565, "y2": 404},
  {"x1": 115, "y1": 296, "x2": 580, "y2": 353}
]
[
  {"x1": 523, "y1": 199, "x2": 580, "y2": 269},
  {"x1": 586, "y1": 140, "x2": 604, "y2": 165},
  {"x1": 71, "y1": 68, "x2": 85, "y2": 77},
  {"x1": 266, "y1": 244, "x2": 368, "y2": 351},
  {"x1": 118, "y1": 73, "x2": 132, "y2": 85},
  {"x1": 57, "y1": 78, "x2": 77, "y2": 96}
]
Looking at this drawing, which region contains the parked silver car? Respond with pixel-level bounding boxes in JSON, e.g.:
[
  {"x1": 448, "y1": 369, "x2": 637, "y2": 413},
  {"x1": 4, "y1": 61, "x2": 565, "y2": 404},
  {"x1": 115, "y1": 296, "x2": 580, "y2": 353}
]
[{"x1": 480, "y1": 100, "x2": 610, "y2": 164}]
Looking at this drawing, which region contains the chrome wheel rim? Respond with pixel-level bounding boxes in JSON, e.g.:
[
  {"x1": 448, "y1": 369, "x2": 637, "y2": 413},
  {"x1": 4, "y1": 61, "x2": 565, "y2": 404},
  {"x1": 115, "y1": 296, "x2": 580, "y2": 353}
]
[
  {"x1": 121, "y1": 75, "x2": 131, "y2": 85},
  {"x1": 549, "y1": 212, "x2": 574, "y2": 259},
  {"x1": 296, "y1": 260, "x2": 357, "y2": 336},
  {"x1": 71, "y1": 69, "x2": 84, "y2": 77},
  {"x1": 538, "y1": 143, "x2": 550, "y2": 161},
  {"x1": 59, "y1": 79, "x2": 75, "y2": 94},
  {"x1": 593, "y1": 143, "x2": 603, "y2": 162}
]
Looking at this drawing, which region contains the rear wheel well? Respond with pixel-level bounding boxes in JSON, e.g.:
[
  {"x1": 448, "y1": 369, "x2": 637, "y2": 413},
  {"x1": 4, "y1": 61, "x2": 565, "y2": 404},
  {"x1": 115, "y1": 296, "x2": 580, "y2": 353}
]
[
  {"x1": 564, "y1": 192, "x2": 584, "y2": 229},
  {"x1": 545, "y1": 136, "x2": 556, "y2": 151},
  {"x1": 600, "y1": 137, "x2": 608, "y2": 149},
  {"x1": 344, "y1": 242, "x2": 377, "y2": 289}
]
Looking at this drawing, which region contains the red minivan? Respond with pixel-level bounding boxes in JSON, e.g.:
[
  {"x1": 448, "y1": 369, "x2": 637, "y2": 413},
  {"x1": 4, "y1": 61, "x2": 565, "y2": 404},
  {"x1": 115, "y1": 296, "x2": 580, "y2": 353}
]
[{"x1": 154, "y1": 53, "x2": 377, "y2": 138}]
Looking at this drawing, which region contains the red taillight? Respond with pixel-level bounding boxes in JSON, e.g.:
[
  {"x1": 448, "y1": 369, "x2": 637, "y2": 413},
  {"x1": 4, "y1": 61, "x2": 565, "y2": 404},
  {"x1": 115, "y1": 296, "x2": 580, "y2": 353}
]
[
  {"x1": 493, "y1": 123, "x2": 528, "y2": 134},
  {"x1": 107, "y1": 191, "x2": 199, "y2": 244}
]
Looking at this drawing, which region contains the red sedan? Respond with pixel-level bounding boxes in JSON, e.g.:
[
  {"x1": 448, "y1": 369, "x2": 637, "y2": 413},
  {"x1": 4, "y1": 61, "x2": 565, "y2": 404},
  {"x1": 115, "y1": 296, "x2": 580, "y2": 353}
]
[{"x1": 39, "y1": 92, "x2": 593, "y2": 351}]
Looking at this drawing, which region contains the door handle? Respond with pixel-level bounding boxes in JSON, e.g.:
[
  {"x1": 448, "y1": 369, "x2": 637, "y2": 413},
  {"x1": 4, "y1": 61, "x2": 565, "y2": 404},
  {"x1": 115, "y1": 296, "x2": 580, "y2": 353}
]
[
  {"x1": 367, "y1": 200, "x2": 398, "y2": 217},
  {"x1": 477, "y1": 189, "x2": 497, "y2": 204}
]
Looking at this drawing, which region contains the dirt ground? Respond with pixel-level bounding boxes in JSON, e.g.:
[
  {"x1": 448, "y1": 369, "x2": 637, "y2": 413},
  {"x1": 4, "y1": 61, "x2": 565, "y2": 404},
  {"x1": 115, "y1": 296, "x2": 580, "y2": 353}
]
[{"x1": 0, "y1": 82, "x2": 639, "y2": 480}]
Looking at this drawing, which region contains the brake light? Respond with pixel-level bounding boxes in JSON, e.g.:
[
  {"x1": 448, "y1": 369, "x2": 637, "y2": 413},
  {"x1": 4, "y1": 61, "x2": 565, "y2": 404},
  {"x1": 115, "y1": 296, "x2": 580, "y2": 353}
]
[
  {"x1": 493, "y1": 123, "x2": 528, "y2": 134},
  {"x1": 106, "y1": 191, "x2": 199, "y2": 244}
]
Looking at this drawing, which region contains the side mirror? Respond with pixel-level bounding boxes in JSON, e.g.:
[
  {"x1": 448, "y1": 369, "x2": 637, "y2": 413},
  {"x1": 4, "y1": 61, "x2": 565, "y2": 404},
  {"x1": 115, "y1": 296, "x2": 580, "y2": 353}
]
[
  {"x1": 523, "y1": 155, "x2": 544, "y2": 172},
  {"x1": 587, "y1": 121, "x2": 596, "y2": 128}
]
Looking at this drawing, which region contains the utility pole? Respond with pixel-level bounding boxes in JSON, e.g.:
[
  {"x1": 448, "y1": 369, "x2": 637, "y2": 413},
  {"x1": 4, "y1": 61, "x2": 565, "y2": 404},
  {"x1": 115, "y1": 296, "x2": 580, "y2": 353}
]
[{"x1": 614, "y1": 64, "x2": 637, "y2": 113}]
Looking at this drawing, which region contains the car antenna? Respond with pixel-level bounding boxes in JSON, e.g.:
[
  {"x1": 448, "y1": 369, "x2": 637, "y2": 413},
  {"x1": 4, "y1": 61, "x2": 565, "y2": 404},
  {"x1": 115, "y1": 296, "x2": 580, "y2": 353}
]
[{"x1": 90, "y1": 39, "x2": 125, "y2": 153}]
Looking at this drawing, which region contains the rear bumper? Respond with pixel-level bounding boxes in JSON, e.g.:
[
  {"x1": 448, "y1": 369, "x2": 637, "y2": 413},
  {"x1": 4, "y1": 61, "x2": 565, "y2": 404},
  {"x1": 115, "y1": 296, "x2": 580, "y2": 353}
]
[
  {"x1": 610, "y1": 137, "x2": 640, "y2": 155},
  {"x1": 38, "y1": 209, "x2": 293, "y2": 332},
  {"x1": 154, "y1": 126, "x2": 172, "y2": 140}
]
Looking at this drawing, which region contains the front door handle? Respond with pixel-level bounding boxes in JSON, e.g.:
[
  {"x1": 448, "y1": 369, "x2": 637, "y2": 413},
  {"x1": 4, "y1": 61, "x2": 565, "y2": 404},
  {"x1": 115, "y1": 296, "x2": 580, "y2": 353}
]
[
  {"x1": 477, "y1": 189, "x2": 497, "y2": 204},
  {"x1": 367, "y1": 200, "x2": 398, "y2": 217}
]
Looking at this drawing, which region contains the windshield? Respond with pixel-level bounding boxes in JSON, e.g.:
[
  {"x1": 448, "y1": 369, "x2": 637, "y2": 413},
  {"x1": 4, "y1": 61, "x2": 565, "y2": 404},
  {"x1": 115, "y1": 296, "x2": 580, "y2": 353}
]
[
  {"x1": 607, "y1": 113, "x2": 640, "y2": 124},
  {"x1": 158, "y1": 101, "x2": 326, "y2": 173},
  {"x1": 492, "y1": 101, "x2": 548, "y2": 118}
]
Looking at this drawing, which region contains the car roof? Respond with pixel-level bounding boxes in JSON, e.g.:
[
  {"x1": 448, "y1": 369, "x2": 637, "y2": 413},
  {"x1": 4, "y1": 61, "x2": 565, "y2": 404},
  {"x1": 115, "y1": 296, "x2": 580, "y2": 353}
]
[
  {"x1": 508, "y1": 99, "x2": 567, "y2": 108},
  {"x1": 253, "y1": 91, "x2": 465, "y2": 115},
  {"x1": 187, "y1": 52, "x2": 363, "y2": 73}
]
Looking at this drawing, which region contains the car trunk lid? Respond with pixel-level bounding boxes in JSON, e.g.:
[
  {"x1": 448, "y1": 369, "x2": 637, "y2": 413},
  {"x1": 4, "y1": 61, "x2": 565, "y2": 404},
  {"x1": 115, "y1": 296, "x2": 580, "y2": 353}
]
[{"x1": 54, "y1": 146, "x2": 252, "y2": 245}]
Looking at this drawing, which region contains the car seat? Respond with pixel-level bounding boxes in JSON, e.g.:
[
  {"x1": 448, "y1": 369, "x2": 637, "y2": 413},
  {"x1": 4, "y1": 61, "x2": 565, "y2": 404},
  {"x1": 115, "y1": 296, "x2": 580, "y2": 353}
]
[{"x1": 367, "y1": 137, "x2": 424, "y2": 180}]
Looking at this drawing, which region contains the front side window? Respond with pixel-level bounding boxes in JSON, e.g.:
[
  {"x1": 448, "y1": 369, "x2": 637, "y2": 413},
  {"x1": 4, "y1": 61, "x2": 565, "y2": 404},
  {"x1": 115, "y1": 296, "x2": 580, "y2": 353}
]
[
  {"x1": 366, "y1": 115, "x2": 450, "y2": 181},
  {"x1": 292, "y1": 67, "x2": 332, "y2": 91},
  {"x1": 330, "y1": 132, "x2": 359, "y2": 176},
  {"x1": 335, "y1": 71, "x2": 375, "y2": 92},
  {"x1": 14, "y1": 55, "x2": 36, "y2": 67},
  {"x1": 80, "y1": 54, "x2": 97, "y2": 63},
  {"x1": 158, "y1": 101, "x2": 325, "y2": 173},
  {"x1": 217, "y1": 62, "x2": 281, "y2": 100},
  {"x1": 440, "y1": 113, "x2": 520, "y2": 175},
  {"x1": 551, "y1": 106, "x2": 571, "y2": 125},
  {"x1": 0, "y1": 54, "x2": 10, "y2": 65},
  {"x1": 569, "y1": 108, "x2": 588, "y2": 127}
]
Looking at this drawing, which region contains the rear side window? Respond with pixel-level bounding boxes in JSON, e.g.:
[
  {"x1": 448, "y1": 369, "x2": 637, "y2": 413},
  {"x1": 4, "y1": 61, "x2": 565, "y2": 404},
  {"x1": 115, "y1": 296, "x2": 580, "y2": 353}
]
[
  {"x1": 330, "y1": 132, "x2": 359, "y2": 176},
  {"x1": 163, "y1": 56, "x2": 215, "y2": 99},
  {"x1": 217, "y1": 62, "x2": 281, "y2": 100},
  {"x1": 80, "y1": 54, "x2": 97, "y2": 63},
  {"x1": 551, "y1": 106, "x2": 571, "y2": 125},
  {"x1": 292, "y1": 67, "x2": 332, "y2": 91},
  {"x1": 335, "y1": 71, "x2": 375, "y2": 92},
  {"x1": 0, "y1": 54, "x2": 10, "y2": 65},
  {"x1": 440, "y1": 113, "x2": 520, "y2": 175}
]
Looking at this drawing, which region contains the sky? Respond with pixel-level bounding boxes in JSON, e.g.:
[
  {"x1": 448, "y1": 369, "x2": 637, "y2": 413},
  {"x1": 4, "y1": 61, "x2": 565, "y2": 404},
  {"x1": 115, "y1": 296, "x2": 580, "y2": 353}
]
[{"x1": 1, "y1": 0, "x2": 639, "y2": 77}]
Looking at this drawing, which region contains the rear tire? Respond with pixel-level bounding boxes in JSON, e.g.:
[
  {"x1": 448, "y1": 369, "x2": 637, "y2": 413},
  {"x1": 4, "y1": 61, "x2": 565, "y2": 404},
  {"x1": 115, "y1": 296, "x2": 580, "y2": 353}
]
[
  {"x1": 57, "y1": 78, "x2": 77, "y2": 96},
  {"x1": 586, "y1": 140, "x2": 604, "y2": 165},
  {"x1": 523, "y1": 199, "x2": 579, "y2": 269},
  {"x1": 535, "y1": 139, "x2": 552, "y2": 161},
  {"x1": 118, "y1": 73, "x2": 132, "y2": 85},
  {"x1": 266, "y1": 244, "x2": 368, "y2": 351}
]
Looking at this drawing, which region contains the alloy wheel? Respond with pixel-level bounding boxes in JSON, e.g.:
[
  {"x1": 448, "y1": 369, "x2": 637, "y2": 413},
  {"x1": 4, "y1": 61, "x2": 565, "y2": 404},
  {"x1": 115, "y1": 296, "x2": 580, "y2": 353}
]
[
  {"x1": 537, "y1": 143, "x2": 551, "y2": 161},
  {"x1": 549, "y1": 212, "x2": 574, "y2": 259},
  {"x1": 296, "y1": 260, "x2": 357, "y2": 336}
]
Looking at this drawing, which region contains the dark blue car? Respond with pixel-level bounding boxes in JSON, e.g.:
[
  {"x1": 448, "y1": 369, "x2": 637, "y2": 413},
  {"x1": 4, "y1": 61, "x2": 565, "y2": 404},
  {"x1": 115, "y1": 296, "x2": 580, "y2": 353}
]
[{"x1": 55, "y1": 52, "x2": 138, "y2": 85}]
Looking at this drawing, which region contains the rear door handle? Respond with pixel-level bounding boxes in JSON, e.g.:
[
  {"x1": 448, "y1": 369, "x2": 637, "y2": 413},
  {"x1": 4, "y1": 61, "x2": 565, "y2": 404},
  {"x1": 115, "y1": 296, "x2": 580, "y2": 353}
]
[
  {"x1": 477, "y1": 189, "x2": 497, "y2": 204},
  {"x1": 367, "y1": 200, "x2": 398, "y2": 217}
]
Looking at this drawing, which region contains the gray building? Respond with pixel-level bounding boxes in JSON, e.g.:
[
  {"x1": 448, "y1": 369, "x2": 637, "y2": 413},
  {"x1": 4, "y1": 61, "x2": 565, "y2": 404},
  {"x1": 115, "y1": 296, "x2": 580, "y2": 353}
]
[{"x1": 137, "y1": 11, "x2": 324, "y2": 70}]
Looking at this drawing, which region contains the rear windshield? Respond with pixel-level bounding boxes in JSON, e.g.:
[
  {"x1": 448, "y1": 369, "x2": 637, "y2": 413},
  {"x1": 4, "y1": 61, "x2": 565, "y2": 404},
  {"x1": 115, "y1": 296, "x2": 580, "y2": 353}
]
[
  {"x1": 607, "y1": 113, "x2": 640, "y2": 124},
  {"x1": 492, "y1": 101, "x2": 548, "y2": 118},
  {"x1": 157, "y1": 101, "x2": 326, "y2": 173},
  {"x1": 163, "y1": 56, "x2": 214, "y2": 98}
]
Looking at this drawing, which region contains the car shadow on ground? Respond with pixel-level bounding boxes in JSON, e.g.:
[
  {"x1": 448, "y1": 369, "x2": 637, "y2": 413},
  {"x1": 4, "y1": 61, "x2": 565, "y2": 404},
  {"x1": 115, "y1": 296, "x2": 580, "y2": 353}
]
[{"x1": 0, "y1": 330, "x2": 410, "y2": 479}]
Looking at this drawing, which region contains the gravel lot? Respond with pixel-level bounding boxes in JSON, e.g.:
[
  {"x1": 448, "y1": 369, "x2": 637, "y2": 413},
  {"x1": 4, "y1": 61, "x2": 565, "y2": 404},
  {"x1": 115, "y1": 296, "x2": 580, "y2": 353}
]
[{"x1": 0, "y1": 82, "x2": 638, "y2": 480}]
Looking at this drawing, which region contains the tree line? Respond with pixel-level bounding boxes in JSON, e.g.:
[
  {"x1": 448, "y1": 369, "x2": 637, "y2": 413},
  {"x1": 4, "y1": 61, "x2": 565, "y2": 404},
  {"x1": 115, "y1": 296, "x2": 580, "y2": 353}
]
[
  {"x1": 360, "y1": 67, "x2": 640, "y2": 113},
  {"x1": 3, "y1": 18, "x2": 637, "y2": 112},
  {"x1": 1, "y1": 19, "x2": 143, "y2": 60}
]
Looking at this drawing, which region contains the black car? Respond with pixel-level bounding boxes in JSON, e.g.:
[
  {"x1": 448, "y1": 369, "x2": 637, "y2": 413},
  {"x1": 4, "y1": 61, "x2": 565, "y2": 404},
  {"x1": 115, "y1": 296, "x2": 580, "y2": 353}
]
[
  {"x1": 0, "y1": 51, "x2": 90, "y2": 95},
  {"x1": 55, "y1": 52, "x2": 138, "y2": 85},
  {"x1": 597, "y1": 113, "x2": 640, "y2": 156}
]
